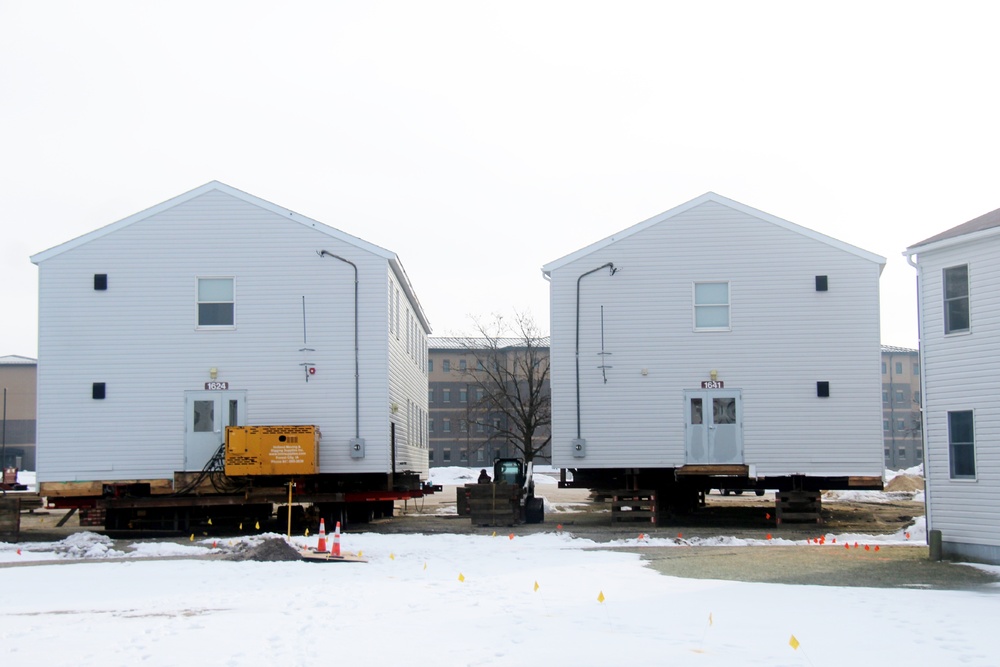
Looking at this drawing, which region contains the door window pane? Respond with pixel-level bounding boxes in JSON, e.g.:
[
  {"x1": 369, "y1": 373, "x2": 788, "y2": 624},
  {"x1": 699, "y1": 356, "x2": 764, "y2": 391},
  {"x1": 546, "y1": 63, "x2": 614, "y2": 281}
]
[
  {"x1": 193, "y1": 400, "x2": 215, "y2": 433},
  {"x1": 690, "y1": 398, "x2": 703, "y2": 425},
  {"x1": 713, "y1": 397, "x2": 736, "y2": 424}
]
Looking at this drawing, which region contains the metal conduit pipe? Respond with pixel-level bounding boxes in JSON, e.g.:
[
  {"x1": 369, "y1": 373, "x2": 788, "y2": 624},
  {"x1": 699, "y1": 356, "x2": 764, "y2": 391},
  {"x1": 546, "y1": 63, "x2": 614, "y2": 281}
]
[
  {"x1": 317, "y1": 250, "x2": 360, "y2": 442},
  {"x1": 575, "y1": 262, "x2": 617, "y2": 441}
]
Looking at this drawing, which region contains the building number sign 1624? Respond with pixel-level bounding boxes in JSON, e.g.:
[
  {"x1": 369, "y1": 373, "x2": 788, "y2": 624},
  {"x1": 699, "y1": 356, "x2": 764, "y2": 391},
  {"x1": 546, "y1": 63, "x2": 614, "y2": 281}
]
[{"x1": 205, "y1": 382, "x2": 229, "y2": 390}]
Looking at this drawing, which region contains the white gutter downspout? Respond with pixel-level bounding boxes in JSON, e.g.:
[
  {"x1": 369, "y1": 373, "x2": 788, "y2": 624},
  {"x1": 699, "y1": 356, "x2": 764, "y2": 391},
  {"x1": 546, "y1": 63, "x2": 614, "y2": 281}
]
[{"x1": 905, "y1": 249, "x2": 930, "y2": 541}]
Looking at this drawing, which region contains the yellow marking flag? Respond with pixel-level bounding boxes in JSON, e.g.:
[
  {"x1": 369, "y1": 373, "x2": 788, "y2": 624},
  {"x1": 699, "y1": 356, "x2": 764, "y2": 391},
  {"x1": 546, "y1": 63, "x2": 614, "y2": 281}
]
[
  {"x1": 789, "y1": 635, "x2": 800, "y2": 650},
  {"x1": 458, "y1": 573, "x2": 465, "y2": 582},
  {"x1": 534, "y1": 581, "x2": 540, "y2": 592},
  {"x1": 597, "y1": 591, "x2": 605, "y2": 603}
]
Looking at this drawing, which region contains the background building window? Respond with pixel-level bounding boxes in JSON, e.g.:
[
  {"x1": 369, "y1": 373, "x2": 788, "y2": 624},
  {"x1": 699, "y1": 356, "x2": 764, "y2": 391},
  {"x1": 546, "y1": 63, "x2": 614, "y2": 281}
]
[
  {"x1": 443, "y1": 359, "x2": 451, "y2": 372},
  {"x1": 443, "y1": 418, "x2": 451, "y2": 433},
  {"x1": 459, "y1": 359, "x2": 467, "y2": 371},
  {"x1": 460, "y1": 388, "x2": 467, "y2": 403},
  {"x1": 443, "y1": 388, "x2": 451, "y2": 403},
  {"x1": 948, "y1": 410, "x2": 976, "y2": 478},
  {"x1": 427, "y1": 359, "x2": 433, "y2": 372},
  {"x1": 943, "y1": 265, "x2": 970, "y2": 334},
  {"x1": 694, "y1": 282, "x2": 730, "y2": 330}
]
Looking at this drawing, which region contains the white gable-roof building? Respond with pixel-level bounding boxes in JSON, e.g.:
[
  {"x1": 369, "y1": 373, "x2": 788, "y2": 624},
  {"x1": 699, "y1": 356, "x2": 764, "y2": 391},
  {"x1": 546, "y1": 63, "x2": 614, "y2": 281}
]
[
  {"x1": 31, "y1": 182, "x2": 431, "y2": 491},
  {"x1": 542, "y1": 193, "x2": 886, "y2": 511},
  {"x1": 906, "y1": 206, "x2": 1000, "y2": 564}
]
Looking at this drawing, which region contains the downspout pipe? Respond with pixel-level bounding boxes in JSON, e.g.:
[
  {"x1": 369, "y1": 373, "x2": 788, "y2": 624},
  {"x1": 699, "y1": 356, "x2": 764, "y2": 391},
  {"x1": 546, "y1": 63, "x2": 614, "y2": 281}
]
[
  {"x1": 576, "y1": 262, "x2": 617, "y2": 441},
  {"x1": 318, "y1": 250, "x2": 360, "y2": 442}
]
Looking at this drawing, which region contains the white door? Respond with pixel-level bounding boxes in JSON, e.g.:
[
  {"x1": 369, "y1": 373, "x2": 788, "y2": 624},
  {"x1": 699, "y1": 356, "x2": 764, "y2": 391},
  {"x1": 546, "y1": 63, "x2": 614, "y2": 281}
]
[
  {"x1": 184, "y1": 391, "x2": 247, "y2": 471},
  {"x1": 684, "y1": 390, "x2": 743, "y2": 464}
]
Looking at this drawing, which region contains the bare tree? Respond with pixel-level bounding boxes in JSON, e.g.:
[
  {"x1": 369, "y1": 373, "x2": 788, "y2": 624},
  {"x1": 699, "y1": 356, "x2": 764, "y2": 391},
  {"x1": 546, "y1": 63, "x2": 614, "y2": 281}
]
[{"x1": 458, "y1": 311, "x2": 551, "y2": 463}]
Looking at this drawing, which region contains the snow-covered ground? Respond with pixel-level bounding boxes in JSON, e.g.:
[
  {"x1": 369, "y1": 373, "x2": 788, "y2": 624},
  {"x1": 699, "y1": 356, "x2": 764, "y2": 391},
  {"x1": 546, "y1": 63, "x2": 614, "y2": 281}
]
[{"x1": 5, "y1": 465, "x2": 996, "y2": 666}]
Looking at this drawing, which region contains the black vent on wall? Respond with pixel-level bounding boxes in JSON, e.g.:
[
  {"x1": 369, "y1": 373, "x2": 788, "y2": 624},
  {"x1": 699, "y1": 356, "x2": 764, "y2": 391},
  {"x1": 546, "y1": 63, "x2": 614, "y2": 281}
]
[
  {"x1": 817, "y1": 381, "x2": 830, "y2": 398},
  {"x1": 815, "y1": 275, "x2": 828, "y2": 291},
  {"x1": 92, "y1": 382, "x2": 106, "y2": 400},
  {"x1": 94, "y1": 274, "x2": 108, "y2": 291}
]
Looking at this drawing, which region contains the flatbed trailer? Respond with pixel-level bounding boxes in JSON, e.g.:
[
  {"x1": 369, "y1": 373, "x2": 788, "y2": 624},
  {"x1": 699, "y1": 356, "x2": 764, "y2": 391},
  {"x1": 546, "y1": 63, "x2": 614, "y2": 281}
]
[{"x1": 41, "y1": 426, "x2": 441, "y2": 533}]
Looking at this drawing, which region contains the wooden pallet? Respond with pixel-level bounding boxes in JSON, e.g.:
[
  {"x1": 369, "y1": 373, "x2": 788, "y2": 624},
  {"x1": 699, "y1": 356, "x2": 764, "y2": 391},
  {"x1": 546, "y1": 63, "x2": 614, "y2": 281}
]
[
  {"x1": 468, "y1": 483, "x2": 522, "y2": 526},
  {"x1": 775, "y1": 490, "x2": 822, "y2": 525},
  {"x1": 611, "y1": 490, "x2": 657, "y2": 524}
]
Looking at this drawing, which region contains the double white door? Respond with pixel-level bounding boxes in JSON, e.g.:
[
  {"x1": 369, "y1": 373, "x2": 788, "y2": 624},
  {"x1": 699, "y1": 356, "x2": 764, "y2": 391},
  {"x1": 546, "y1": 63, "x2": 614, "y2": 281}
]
[{"x1": 684, "y1": 390, "x2": 743, "y2": 464}]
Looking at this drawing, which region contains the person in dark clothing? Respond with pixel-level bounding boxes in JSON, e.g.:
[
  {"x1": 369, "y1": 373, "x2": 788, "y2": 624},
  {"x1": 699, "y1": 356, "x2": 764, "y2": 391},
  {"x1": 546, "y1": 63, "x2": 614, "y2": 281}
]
[{"x1": 477, "y1": 469, "x2": 491, "y2": 484}]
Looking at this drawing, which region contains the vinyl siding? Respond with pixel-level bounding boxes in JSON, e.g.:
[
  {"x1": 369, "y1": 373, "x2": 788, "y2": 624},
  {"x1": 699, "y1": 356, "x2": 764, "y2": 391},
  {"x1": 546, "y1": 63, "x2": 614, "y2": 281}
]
[
  {"x1": 35, "y1": 189, "x2": 428, "y2": 482},
  {"x1": 387, "y1": 268, "x2": 430, "y2": 477},
  {"x1": 548, "y1": 199, "x2": 884, "y2": 476},
  {"x1": 917, "y1": 235, "x2": 1000, "y2": 550}
]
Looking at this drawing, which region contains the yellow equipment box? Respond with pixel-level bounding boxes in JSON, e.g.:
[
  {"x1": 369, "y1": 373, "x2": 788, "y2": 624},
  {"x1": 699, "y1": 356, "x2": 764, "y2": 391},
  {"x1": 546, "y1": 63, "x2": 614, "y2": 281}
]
[{"x1": 225, "y1": 425, "x2": 319, "y2": 476}]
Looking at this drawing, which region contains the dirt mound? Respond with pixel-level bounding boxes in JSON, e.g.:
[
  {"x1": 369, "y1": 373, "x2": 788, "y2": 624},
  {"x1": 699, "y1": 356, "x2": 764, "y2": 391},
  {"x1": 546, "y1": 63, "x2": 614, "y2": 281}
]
[
  {"x1": 225, "y1": 537, "x2": 303, "y2": 562},
  {"x1": 885, "y1": 474, "x2": 924, "y2": 492}
]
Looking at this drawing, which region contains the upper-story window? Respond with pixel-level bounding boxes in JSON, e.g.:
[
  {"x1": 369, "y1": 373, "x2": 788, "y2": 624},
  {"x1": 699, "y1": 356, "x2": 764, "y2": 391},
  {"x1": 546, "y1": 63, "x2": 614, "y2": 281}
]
[
  {"x1": 460, "y1": 359, "x2": 467, "y2": 371},
  {"x1": 943, "y1": 265, "x2": 969, "y2": 334},
  {"x1": 443, "y1": 388, "x2": 451, "y2": 403},
  {"x1": 895, "y1": 362, "x2": 903, "y2": 374},
  {"x1": 197, "y1": 278, "x2": 235, "y2": 327},
  {"x1": 427, "y1": 359, "x2": 433, "y2": 373},
  {"x1": 443, "y1": 359, "x2": 451, "y2": 372},
  {"x1": 693, "y1": 281, "x2": 730, "y2": 331}
]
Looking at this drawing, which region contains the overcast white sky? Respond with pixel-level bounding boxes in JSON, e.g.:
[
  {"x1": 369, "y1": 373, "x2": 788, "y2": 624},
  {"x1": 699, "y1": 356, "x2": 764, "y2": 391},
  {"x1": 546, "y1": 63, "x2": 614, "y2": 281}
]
[{"x1": 4, "y1": 2, "x2": 999, "y2": 357}]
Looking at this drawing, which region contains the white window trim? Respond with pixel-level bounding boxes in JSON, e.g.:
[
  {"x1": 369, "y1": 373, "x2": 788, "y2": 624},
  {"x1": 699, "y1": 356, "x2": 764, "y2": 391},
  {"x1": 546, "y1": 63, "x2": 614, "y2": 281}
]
[
  {"x1": 196, "y1": 276, "x2": 236, "y2": 330},
  {"x1": 692, "y1": 281, "x2": 731, "y2": 332}
]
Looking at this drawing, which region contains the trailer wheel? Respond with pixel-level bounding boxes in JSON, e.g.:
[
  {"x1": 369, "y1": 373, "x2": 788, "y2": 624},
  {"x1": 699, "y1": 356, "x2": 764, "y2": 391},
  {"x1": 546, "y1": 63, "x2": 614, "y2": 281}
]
[{"x1": 525, "y1": 496, "x2": 544, "y2": 524}]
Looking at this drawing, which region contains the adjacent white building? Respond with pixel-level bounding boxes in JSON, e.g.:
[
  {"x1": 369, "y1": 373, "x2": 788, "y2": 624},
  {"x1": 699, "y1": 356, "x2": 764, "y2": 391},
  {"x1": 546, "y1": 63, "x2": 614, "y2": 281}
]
[
  {"x1": 31, "y1": 182, "x2": 430, "y2": 490},
  {"x1": 906, "y1": 207, "x2": 1000, "y2": 564},
  {"x1": 542, "y1": 192, "x2": 886, "y2": 501}
]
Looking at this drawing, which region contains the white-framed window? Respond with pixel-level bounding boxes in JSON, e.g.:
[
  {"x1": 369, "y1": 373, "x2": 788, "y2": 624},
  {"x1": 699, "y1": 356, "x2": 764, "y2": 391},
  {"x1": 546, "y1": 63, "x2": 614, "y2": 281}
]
[
  {"x1": 693, "y1": 281, "x2": 730, "y2": 330},
  {"x1": 460, "y1": 388, "x2": 467, "y2": 403},
  {"x1": 197, "y1": 277, "x2": 235, "y2": 328},
  {"x1": 948, "y1": 410, "x2": 976, "y2": 479},
  {"x1": 943, "y1": 265, "x2": 970, "y2": 334},
  {"x1": 443, "y1": 418, "x2": 451, "y2": 433},
  {"x1": 443, "y1": 388, "x2": 451, "y2": 403}
]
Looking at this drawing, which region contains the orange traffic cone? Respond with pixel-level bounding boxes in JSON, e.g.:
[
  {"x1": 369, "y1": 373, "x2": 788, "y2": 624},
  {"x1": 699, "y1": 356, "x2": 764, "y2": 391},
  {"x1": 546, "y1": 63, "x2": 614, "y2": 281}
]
[
  {"x1": 317, "y1": 518, "x2": 327, "y2": 552},
  {"x1": 333, "y1": 520, "x2": 341, "y2": 557}
]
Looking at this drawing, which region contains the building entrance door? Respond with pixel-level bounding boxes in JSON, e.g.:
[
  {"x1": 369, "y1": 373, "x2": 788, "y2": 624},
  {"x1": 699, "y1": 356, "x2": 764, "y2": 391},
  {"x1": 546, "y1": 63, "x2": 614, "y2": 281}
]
[
  {"x1": 684, "y1": 389, "x2": 743, "y2": 465},
  {"x1": 183, "y1": 391, "x2": 246, "y2": 471}
]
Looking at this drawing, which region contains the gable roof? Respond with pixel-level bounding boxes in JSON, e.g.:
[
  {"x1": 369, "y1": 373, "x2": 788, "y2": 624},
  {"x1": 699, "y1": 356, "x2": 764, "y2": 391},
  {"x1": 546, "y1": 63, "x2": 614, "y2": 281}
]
[
  {"x1": 29, "y1": 181, "x2": 432, "y2": 332},
  {"x1": 541, "y1": 192, "x2": 886, "y2": 275},
  {"x1": 906, "y1": 206, "x2": 1000, "y2": 253}
]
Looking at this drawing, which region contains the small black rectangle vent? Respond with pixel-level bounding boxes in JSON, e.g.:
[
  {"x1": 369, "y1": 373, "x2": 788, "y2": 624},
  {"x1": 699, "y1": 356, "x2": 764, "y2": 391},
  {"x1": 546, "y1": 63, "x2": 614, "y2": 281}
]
[
  {"x1": 94, "y1": 274, "x2": 108, "y2": 291},
  {"x1": 92, "y1": 382, "x2": 106, "y2": 399},
  {"x1": 817, "y1": 381, "x2": 830, "y2": 398},
  {"x1": 815, "y1": 275, "x2": 828, "y2": 291}
]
